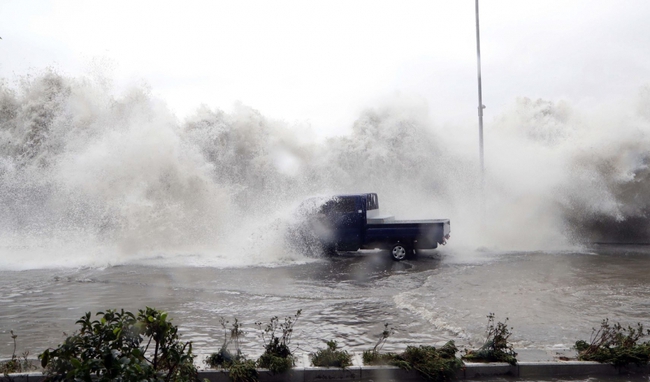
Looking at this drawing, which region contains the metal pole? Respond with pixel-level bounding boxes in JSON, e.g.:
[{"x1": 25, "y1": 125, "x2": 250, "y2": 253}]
[
  {"x1": 475, "y1": 0, "x2": 485, "y2": 182},
  {"x1": 475, "y1": 0, "x2": 486, "y2": 229}
]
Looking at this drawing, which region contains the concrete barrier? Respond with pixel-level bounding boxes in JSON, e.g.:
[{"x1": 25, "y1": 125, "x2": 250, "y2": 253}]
[
  {"x1": 4, "y1": 362, "x2": 649, "y2": 381},
  {"x1": 462, "y1": 362, "x2": 518, "y2": 378},
  {"x1": 518, "y1": 361, "x2": 619, "y2": 378}
]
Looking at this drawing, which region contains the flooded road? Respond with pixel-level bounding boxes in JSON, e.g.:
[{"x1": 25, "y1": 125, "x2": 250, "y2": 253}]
[{"x1": 2, "y1": 246, "x2": 650, "y2": 361}]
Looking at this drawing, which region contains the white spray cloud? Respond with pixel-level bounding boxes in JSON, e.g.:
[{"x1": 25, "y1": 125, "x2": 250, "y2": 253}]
[{"x1": 1, "y1": 71, "x2": 649, "y2": 269}]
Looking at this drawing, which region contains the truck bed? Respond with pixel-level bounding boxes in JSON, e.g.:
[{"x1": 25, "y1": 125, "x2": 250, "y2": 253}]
[
  {"x1": 364, "y1": 219, "x2": 450, "y2": 249},
  {"x1": 368, "y1": 219, "x2": 450, "y2": 226}
]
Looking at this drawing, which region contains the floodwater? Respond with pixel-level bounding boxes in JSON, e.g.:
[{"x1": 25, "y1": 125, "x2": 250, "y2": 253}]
[{"x1": 2, "y1": 245, "x2": 650, "y2": 361}]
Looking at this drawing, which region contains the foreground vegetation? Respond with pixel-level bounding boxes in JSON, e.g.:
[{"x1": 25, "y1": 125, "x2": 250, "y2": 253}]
[
  {"x1": 5, "y1": 308, "x2": 650, "y2": 382},
  {"x1": 39, "y1": 308, "x2": 199, "y2": 382},
  {"x1": 204, "y1": 317, "x2": 258, "y2": 382},
  {"x1": 361, "y1": 322, "x2": 464, "y2": 381},
  {"x1": 0, "y1": 331, "x2": 36, "y2": 377},
  {"x1": 310, "y1": 340, "x2": 352, "y2": 368},
  {"x1": 461, "y1": 313, "x2": 518, "y2": 365},
  {"x1": 364, "y1": 341, "x2": 464, "y2": 382},
  {"x1": 255, "y1": 310, "x2": 301, "y2": 373},
  {"x1": 575, "y1": 319, "x2": 650, "y2": 367},
  {"x1": 204, "y1": 311, "x2": 303, "y2": 382}
]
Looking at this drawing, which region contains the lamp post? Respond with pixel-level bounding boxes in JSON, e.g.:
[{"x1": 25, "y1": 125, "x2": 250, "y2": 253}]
[
  {"x1": 475, "y1": 0, "x2": 485, "y2": 182},
  {"x1": 475, "y1": 0, "x2": 486, "y2": 226}
]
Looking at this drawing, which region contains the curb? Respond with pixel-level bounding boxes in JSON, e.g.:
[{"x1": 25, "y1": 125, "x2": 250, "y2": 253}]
[{"x1": 4, "y1": 362, "x2": 649, "y2": 382}]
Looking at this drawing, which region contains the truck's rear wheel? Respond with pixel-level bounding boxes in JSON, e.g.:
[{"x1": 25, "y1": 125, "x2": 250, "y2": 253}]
[{"x1": 390, "y1": 242, "x2": 410, "y2": 261}]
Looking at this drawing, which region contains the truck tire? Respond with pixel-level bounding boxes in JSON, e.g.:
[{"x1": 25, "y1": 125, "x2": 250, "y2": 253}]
[{"x1": 390, "y1": 242, "x2": 410, "y2": 261}]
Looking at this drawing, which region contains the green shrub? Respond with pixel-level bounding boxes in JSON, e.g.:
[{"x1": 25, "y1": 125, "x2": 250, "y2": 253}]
[
  {"x1": 310, "y1": 340, "x2": 352, "y2": 368},
  {"x1": 462, "y1": 313, "x2": 517, "y2": 365},
  {"x1": 205, "y1": 317, "x2": 258, "y2": 382},
  {"x1": 393, "y1": 342, "x2": 464, "y2": 382},
  {"x1": 362, "y1": 350, "x2": 396, "y2": 365},
  {"x1": 205, "y1": 318, "x2": 243, "y2": 369},
  {"x1": 205, "y1": 348, "x2": 235, "y2": 369},
  {"x1": 575, "y1": 319, "x2": 650, "y2": 367},
  {"x1": 363, "y1": 336, "x2": 463, "y2": 382},
  {"x1": 227, "y1": 359, "x2": 258, "y2": 382},
  {"x1": 0, "y1": 331, "x2": 35, "y2": 376},
  {"x1": 255, "y1": 310, "x2": 301, "y2": 373},
  {"x1": 39, "y1": 307, "x2": 199, "y2": 382}
]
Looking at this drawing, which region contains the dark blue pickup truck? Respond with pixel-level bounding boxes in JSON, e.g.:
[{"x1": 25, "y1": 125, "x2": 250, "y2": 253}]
[{"x1": 296, "y1": 193, "x2": 450, "y2": 261}]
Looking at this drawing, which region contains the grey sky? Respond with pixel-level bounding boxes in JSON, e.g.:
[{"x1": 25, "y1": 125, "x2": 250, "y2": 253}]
[{"x1": 1, "y1": 0, "x2": 649, "y2": 135}]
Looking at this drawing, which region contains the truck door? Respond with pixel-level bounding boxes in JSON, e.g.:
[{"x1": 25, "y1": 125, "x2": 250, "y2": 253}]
[{"x1": 328, "y1": 196, "x2": 364, "y2": 251}]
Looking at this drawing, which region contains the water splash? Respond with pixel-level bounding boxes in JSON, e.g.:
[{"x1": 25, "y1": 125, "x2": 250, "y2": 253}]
[{"x1": 1, "y1": 70, "x2": 649, "y2": 269}]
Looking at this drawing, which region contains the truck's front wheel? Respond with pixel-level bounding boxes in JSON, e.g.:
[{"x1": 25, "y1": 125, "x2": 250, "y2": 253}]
[{"x1": 390, "y1": 242, "x2": 410, "y2": 261}]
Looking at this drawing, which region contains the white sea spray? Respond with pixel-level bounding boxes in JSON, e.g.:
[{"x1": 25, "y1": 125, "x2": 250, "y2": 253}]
[{"x1": 1, "y1": 70, "x2": 649, "y2": 269}]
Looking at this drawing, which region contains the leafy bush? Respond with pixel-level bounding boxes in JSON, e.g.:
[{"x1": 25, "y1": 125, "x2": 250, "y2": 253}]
[
  {"x1": 205, "y1": 349, "x2": 235, "y2": 370},
  {"x1": 0, "y1": 331, "x2": 36, "y2": 376},
  {"x1": 361, "y1": 326, "x2": 463, "y2": 382},
  {"x1": 462, "y1": 313, "x2": 517, "y2": 365},
  {"x1": 39, "y1": 307, "x2": 199, "y2": 382},
  {"x1": 575, "y1": 319, "x2": 650, "y2": 367},
  {"x1": 362, "y1": 351, "x2": 396, "y2": 366},
  {"x1": 205, "y1": 317, "x2": 258, "y2": 382},
  {"x1": 310, "y1": 340, "x2": 352, "y2": 368},
  {"x1": 205, "y1": 317, "x2": 244, "y2": 369},
  {"x1": 255, "y1": 310, "x2": 301, "y2": 373},
  {"x1": 391, "y1": 342, "x2": 463, "y2": 382},
  {"x1": 227, "y1": 359, "x2": 258, "y2": 382}
]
